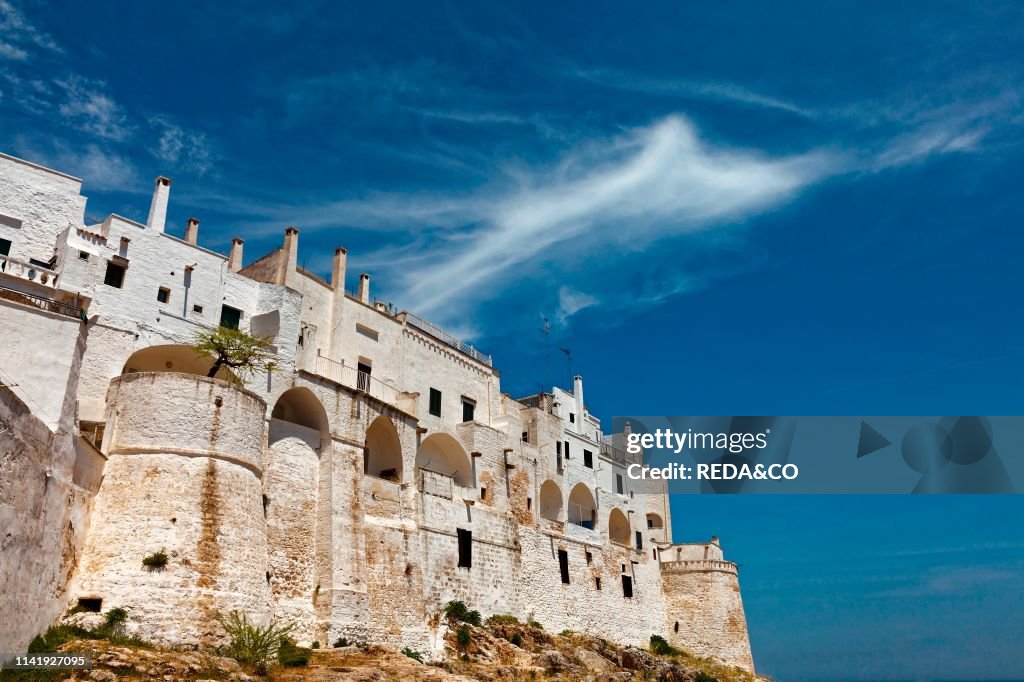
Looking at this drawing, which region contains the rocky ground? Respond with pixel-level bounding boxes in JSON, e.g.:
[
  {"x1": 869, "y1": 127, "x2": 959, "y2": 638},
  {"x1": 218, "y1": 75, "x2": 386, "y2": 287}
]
[{"x1": 3, "y1": 620, "x2": 765, "y2": 682}]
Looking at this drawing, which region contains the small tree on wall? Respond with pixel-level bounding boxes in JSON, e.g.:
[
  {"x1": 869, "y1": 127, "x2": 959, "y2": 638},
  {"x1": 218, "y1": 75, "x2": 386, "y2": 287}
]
[{"x1": 192, "y1": 326, "x2": 276, "y2": 380}]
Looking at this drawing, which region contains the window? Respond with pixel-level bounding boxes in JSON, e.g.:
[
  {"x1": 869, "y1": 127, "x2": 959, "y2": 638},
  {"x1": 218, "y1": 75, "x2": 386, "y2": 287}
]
[
  {"x1": 674, "y1": 621, "x2": 680, "y2": 633},
  {"x1": 522, "y1": 431, "x2": 529, "y2": 442},
  {"x1": 621, "y1": 574, "x2": 633, "y2": 598},
  {"x1": 526, "y1": 497, "x2": 532, "y2": 511},
  {"x1": 653, "y1": 548, "x2": 658, "y2": 560},
  {"x1": 462, "y1": 397, "x2": 476, "y2": 423},
  {"x1": 457, "y1": 528, "x2": 472, "y2": 568},
  {"x1": 647, "y1": 518, "x2": 655, "y2": 529},
  {"x1": 429, "y1": 388, "x2": 442, "y2": 417},
  {"x1": 157, "y1": 287, "x2": 170, "y2": 304},
  {"x1": 220, "y1": 304, "x2": 242, "y2": 330},
  {"x1": 355, "y1": 323, "x2": 379, "y2": 341},
  {"x1": 563, "y1": 441, "x2": 569, "y2": 458},
  {"x1": 569, "y1": 412, "x2": 575, "y2": 423},
  {"x1": 193, "y1": 304, "x2": 204, "y2": 314},
  {"x1": 480, "y1": 486, "x2": 487, "y2": 500},
  {"x1": 583, "y1": 449, "x2": 593, "y2": 468},
  {"x1": 585, "y1": 551, "x2": 592, "y2": 564},
  {"x1": 78, "y1": 250, "x2": 89, "y2": 260},
  {"x1": 595, "y1": 577, "x2": 601, "y2": 590},
  {"x1": 76, "y1": 597, "x2": 102, "y2": 613},
  {"x1": 558, "y1": 549, "x2": 570, "y2": 584},
  {"x1": 103, "y1": 261, "x2": 126, "y2": 288},
  {"x1": 556, "y1": 441, "x2": 562, "y2": 455},
  {"x1": 616, "y1": 474, "x2": 624, "y2": 495},
  {"x1": 635, "y1": 532, "x2": 643, "y2": 550},
  {"x1": 357, "y1": 362, "x2": 372, "y2": 391},
  {"x1": 0, "y1": 238, "x2": 11, "y2": 256}
]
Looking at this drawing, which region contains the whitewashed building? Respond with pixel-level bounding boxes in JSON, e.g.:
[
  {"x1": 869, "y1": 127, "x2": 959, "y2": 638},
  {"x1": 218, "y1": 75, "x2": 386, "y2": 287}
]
[{"x1": 0, "y1": 150, "x2": 754, "y2": 673}]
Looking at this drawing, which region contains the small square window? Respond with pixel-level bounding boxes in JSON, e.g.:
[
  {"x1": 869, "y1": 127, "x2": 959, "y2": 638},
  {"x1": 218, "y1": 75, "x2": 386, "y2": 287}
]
[
  {"x1": 522, "y1": 431, "x2": 529, "y2": 442},
  {"x1": 0, "y1": 238, "x2": 11, "y2": 256},
  {"x1": 462, "y1": 397, "x2": 475, "y2": 423},
  {"x1": 103, "y1": 261, "x2": 126, "y2": 288},
  {"x1": 157, "y1": 287, "x2": 170, "y2": 304},
  {"x1": 583, "y1": 449, "x2": 593, "y2": 468},
  {"x1": 220, "y1": 304, "x2": 242, "y2": 330},
  {"x1": 78, "y1": 250, "x2": 89, "y2": 260},
  {"x1": 193, "y1": 304, "x2": 204, "y2": 314}
]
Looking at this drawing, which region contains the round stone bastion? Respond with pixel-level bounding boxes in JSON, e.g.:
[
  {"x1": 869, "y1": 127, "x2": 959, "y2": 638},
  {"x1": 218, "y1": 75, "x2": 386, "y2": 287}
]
[{"x1": 72, "y1": 372, "x2": 272, "y2": 647}]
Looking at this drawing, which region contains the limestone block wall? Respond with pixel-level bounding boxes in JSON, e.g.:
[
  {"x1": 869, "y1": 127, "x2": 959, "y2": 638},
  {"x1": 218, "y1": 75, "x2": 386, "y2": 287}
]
[
  {"x1": 662, "y1": 560, "x2": 754, "y2": 673},
  {"x1": 265, "y1": 418, "x2": 321, "y2": 642},
  {"x1": 72, "y1": 372, "x2": 271, "y2": 647},
  {"x1": 0, "y1": 386, "x2": 94, "y2": 654}
]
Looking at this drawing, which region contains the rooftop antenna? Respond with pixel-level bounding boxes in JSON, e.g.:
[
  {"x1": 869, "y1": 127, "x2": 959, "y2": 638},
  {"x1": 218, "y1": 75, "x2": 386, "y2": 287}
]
[
  {"x1": 539, "y1": 315, "x2": 550, "y2": 392},
  {"x1": 559, "y1": 347, "x2": 572, "y2": 388}
]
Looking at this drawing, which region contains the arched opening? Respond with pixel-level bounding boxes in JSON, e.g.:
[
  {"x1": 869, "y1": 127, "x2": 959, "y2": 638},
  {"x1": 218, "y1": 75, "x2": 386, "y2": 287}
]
[
  {"x1": 608, "y1": 507, "x2": 630, "y2": 546},
  {"x1": 567, "y1": 483, "x2": 597, "y2": 529},
  {"x1": 646, "y1": 513, "x2": 664, "y2": 530},
  {"x1": 538, "y1": 480, "x2": 563, "y2": 521},
  {"x1": 364, "y1": 415, "x2": 403, "y2": 482},
  {"x1": 121, "y1": 344, "x2": 237, "y2": 382},
  {"x1": 270, "y1": 387, "x2": 329, "y2": 450},
  {"x1": 416, "y1": 432, "x2": 472, "y2": 487}
]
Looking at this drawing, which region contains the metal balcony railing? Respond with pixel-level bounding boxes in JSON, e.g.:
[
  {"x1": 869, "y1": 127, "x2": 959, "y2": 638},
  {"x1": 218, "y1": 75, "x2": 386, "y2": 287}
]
[
  {"x1": 0, "y1": 283, "x2": 85, "y2": 320},
  {"x1": 601, "y1": 441, "x2": 643, "y2": 466},
  {"x1": 310, "y1": 351, "x2": 399, "y2": 406},
  {"x1": 402, "y1": 312, "x2": 492, "y2": 366}
]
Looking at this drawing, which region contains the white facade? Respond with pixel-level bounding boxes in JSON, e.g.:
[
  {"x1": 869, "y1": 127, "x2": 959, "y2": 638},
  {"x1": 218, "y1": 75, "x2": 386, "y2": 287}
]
[{"x1": 0, "y1": 150, "x2": 754, "y2": 673}]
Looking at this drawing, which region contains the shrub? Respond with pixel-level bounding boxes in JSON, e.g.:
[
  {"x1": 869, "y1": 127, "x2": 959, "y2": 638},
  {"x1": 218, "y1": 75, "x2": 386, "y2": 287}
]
[
  {"x1": 649, "y1": 634, "x2": 678, "y2": 656},
  {"x1": 311, "y1": 640, "x2": 320, "y2": 649},
  {"x1": 486, "y1": 614, "x2": 519, "y2": 625},
  {"x1": 97, "y1": 608, "x2": 129, "y2": 638},
  {"x1": 527, "y1": 618, "x2": 543, "y2": 630},
  {"x1": 695, "y1": 673, "x2": 718, "y2": 682},
  {"x1": 219, "y1": 611, "x2": 293, "y2": 675},
  {"x1": 559, "y1": 629, "x2": 575, "y2": 637},
  {"x1": 333, "y1": 636, "x2": 351, "y2": 648},
  {"x1": 401, "y1": 647, "x2": 424, "y2": 663},
  {"x1": 27, "y1": 625, "x2": 90, "y2": 653},
  {"x1": 509, "y1": 633, "x2": 523, "y2": 647},
  {"x1": 278, "y1": 637, "x2": 311, "y2": 667},
  {"x1": 142, "y1": 551, "x2": 168, "y2": 571},
  {"x1": 456, "y1": 625, "x2": 472, "y2": 648},
  {"x1": 443, "y1": 600, "x2": 481, "y2": 626}
]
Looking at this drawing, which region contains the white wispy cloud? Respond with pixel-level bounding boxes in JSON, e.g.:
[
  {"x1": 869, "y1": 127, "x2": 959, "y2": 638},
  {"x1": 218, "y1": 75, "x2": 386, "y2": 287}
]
[
  {"x1": 12, "y1": 137, "x2": 141, "y2": 192},
  {"x1": 0, "y1": 0, "x2": 61, "y2": 62},
  {"x1": 569, "y1": 66, "x2": 814, "y2": 118},
  {"x1": 557, "y1": 286, "x2": 599, "y2": 324},
  {"x1": 54, "y1": 75, "x2": 132, "y2": 141},
  {"x1": 150, "y1": 116, "x2": 216, "y2": 175}
]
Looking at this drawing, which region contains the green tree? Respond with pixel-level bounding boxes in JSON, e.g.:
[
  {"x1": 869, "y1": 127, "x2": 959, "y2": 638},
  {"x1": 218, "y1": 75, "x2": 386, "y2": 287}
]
[{"x1": 192, "y1": 326, "x2": 275, "y2": 380}]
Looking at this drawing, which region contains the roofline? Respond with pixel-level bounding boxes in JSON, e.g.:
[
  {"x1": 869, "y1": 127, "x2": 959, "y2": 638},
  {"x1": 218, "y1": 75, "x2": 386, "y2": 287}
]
[{"x1": 0, "y1": 151, "x2": 83, "y2": 183}]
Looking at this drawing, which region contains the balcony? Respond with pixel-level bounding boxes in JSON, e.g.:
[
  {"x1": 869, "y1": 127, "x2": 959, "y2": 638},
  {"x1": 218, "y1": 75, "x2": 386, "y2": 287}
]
[
  {"x1": 307, "y1": 351, "x2": 410, "y2": 412},
  {"x1": 400, "y1": 312, "x2": 492, "y2": 367},
  {"x1": 600, "y1": 441, "x2": 643, "y2": 466},
  {"x1": 0, "y1": 283, "x2": 85, "y2": 320},
  {"x1": 0, "y1": 253, "x2": 60, "y2": 288}
]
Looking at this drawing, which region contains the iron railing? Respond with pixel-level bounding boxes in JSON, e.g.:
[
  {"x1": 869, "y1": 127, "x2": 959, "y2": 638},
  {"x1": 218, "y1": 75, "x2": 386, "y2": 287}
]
[
  {"x1": 402, "y1": 312, "x2": 492, "y2": 366},
  {"x1": 516, "y1": 393, "x2": 553, "y2": 413},
  {"x1": 601, "y1": 441, "x2": 643, "y2": 466},
  {"x1": 311, "y1": 351, "x2": 400, "y2": 406},
  {"x1": 0, "y1": 284, "x2": 84, "y2": 320}
]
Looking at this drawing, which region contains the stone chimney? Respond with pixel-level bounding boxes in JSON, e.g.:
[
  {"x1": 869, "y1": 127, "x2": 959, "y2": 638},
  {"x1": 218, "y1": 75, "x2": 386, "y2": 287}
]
[
  {"x1": 331, "y1": 247, "x2": 347, "y2": 292},
  {"x1": 358, "y1": 273, "x2": 370, "y2": 304},
  {"x1": 573, "y1": 375, "x2": 585, "y2": 427},
  {"x1": 228, "y1": 238, "x2": 244, "y2": 272},
  {"x1": 146, "y1": 176, "x2": 172, "y2": 233},
  {"x1": 282, "y1": 227, "x2": 299, "y2": 286},
  {"x1": 184, "y1": 217, "x2": 199, "y2": 245}
]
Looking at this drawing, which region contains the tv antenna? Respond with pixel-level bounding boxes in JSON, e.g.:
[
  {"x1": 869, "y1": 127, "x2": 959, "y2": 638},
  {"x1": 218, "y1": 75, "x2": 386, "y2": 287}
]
[{"x1": 539, "y1": 315, "x2": 550, "y2": 391}]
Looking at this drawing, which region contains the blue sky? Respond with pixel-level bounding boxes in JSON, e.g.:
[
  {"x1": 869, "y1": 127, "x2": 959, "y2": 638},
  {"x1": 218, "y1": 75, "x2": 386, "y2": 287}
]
[{"x1": 2, "y1": 1, "x2": 1023, "y2": 679}]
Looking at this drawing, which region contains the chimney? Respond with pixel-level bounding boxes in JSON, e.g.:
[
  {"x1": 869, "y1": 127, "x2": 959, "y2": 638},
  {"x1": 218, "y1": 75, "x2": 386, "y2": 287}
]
[
  {"x1": 358, "y1": 273, "x2": 370, "y2": 304},
  {"x1": 228, "y1": 238, "x2": 244, "y2": 272},
  {"x1": 573, "y1": 375, "x2": 585, "y2": 427},
  {"x1": 184, "y1": 217, "x2": 199, "y2": 245},
  {"x1": 282, "y1": 227, "x2": 299, "y2": 286},
  {"x1": 146, "y1": 176, "x2": 172, "y2": 233},
  {"x1": 331, "y1": 247, "x2": 347, "y2": 292}
]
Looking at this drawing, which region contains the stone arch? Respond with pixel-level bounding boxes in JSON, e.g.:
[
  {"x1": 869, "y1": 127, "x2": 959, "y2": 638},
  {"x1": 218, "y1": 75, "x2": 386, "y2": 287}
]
[
  {"x1": 608, "y1": 507, "x2": 631, "y2": 546},
  {"x1": 364, "y1": 415, "x2": 403, "y2": 481},
  {"x1": 567, "y1": 482, "x2": 597, "y2": 529},
  {"x1": 121, "y1": 344, "x2": 238, "y2": 382},
  {"x1": 538, "y1": 479, "x2": 563, "y2": 521},
  {"x1": 416, "y1": 432, "x2": 472, "y2": 487},
  {"x1": 646, "y1": 512, "x2": 664, "y2": 530},
  {"x1": 270, "y1": 387, "x2": 329, "y2": 450}
]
